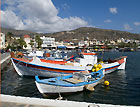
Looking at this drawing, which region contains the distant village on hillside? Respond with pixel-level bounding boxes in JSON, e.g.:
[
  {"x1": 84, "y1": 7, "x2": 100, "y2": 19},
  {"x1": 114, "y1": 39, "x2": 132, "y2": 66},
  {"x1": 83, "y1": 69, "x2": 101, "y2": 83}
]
[{"x1": 1, "y1": 27, "x2": 140, "y2": 52}]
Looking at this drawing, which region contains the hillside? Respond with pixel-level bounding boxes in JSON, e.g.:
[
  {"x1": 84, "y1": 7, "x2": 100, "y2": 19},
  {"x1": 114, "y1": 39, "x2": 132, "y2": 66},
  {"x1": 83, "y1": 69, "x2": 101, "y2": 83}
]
[
  {"x1": 1, "y1": 28, "x2": 35, "y2": 37},
  {"x1": 44, "y1": 27, "x2": 140, "y2": 41},
  {"x1": 1, "y1": 27, "x2": 140, "y2": 41}
]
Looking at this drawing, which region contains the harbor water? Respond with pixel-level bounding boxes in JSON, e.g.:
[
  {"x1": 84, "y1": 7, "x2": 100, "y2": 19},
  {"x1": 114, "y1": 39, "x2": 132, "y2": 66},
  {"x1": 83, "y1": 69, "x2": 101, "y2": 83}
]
[{"x1": 1, "y1": 52, "x2": 140, "y2": 106}]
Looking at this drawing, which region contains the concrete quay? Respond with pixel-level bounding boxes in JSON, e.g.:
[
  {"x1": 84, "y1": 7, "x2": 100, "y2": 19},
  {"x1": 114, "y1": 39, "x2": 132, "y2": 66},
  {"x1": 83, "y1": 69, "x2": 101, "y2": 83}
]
[
  {"x1": 1, "y1": 94, "x2": 139, "y2": 107},
  {"x1": 1, "y1": 52, "x2": 11, "y2": 64},
  {"x1": 1, "y1": 52, "x2": 11, "y2": 69}
]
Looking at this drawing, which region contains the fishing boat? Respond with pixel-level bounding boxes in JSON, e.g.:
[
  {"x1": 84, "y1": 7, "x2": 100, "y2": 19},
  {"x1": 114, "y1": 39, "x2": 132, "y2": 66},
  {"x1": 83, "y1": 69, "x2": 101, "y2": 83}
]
[
  {"x1": 35, "y1": 69, "x2": 104, "y2": 94},
  {"x1": 102, "y1": 56, "x2": 127, "y2": 74},
  {"x1": 11, "y1": 52, "x2": 97, "y2": 77},
  {"x1": 11, "y1": 52, "x2": 127, "y2": 77},
  {"x1": 26, "y1": 49, "x2": 68, "y2": 61},
  {"x1": 28, "y1": 50, "x2": 44, "y2": 57}
]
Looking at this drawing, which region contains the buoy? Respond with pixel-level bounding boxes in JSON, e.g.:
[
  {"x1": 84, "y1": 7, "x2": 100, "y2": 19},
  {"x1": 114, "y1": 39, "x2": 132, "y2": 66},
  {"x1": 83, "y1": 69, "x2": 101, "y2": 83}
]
[
  {"x1": 99, "y1": 61, "x2": 104, "y2": 63},
  {"x1": 93, "y1": 64, "x2": 98, "y2": 68},
  {"x1": 92, "y1": 68, "x2": 96, "y2": 72},
  {"x1": 104, "y1": 81, "x2": 110, "y2": 86},
  {"x1": 95, "y1": 67, "x2": 100, "y2": 72},
  {"x1": 95, "y1": 49, "x2": 98, "y2": 51},
  {"x1": 97, "y1": 64, "x2": 102, "y2": 69}
]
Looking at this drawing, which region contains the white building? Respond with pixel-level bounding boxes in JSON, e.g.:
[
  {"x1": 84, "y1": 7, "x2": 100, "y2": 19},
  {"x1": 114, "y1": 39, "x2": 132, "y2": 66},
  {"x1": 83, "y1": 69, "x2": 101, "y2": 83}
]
[
  {"x1": 89, "y1": 39, "x2": 97, "y2": 46},
  {"x1": 0, "y1": 33, "x2": 5, "y2": 49},
  {"x1": 55, "y1": 41, "x2": 64, "y2": 46},
  {"x1": 78, "y1": 40, "x2": 85, "y2": 47},
  {"x1": 40, "y1": 36, "x2": 55, "y2": 48},
  {"x1": 117, "y1": 38, "x2": 125, "y2": 43},
  {"x1": 14, "y1": 36, "x2": 20, "y2": 40},
  {"x1": 23, "y1": 35, "x2": 32, "y2": 50},
  {"x1": 78, "y1": 40, "x2": 89, "y2": 47}
]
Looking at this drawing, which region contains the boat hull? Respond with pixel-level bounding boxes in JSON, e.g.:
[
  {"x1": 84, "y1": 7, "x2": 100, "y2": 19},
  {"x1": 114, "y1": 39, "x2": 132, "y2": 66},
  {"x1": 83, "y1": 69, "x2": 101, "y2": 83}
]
[
  {"x1": 104, "y1": 63, "x2": 120, "y2": 74},
  {"x1": 35, "y1": 81, "x2": 84, "y2": 94},
  {"x1": 11, "y1": 58, "x2": 88, "y2": 77},
  {"x1": 35, "y1": 78, "x2": 102, "y2": 94},
  {"x1": 104, "y1": 56, "x2": 127, "y2": 74},
  {"x1": 11, "y1": 56, "x2": 127, "y2": 77}
]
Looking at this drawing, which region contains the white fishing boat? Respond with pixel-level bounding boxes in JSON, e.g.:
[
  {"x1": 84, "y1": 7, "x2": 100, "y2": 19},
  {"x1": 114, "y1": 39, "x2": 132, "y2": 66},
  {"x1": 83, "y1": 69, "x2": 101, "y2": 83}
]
[{"x1": 11, "y1": 52, "x2": 127, "y2": 77}]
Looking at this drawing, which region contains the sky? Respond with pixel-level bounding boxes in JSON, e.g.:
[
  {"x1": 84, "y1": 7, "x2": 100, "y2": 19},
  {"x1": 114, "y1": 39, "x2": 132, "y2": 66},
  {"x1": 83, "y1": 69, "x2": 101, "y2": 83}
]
[{"x1": 1, "y1": 0, "x2": 140, "y2": 33}]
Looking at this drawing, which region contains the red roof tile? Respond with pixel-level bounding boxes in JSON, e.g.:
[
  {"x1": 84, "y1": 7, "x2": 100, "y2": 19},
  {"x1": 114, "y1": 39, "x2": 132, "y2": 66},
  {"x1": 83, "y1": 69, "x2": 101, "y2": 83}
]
[{"x1": 24, "y1": 35, "x2": 30, "y2": 38}]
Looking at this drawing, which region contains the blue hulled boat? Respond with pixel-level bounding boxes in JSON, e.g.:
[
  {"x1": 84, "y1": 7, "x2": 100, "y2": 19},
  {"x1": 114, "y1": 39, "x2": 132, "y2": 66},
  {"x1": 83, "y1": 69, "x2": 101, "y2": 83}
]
[{"x1": 35, "y1": 69, "x2": 104, "y2": 94}]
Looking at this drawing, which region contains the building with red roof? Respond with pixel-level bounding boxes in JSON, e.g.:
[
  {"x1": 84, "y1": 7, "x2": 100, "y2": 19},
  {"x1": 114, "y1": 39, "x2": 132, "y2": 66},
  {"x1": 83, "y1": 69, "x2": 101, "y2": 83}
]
[
  {"x1": 23, "y1": 34, "x2": 32, "y2": 50},
  {"x1": 24, "y1": 35, "x2": 30, "y2": 38}
]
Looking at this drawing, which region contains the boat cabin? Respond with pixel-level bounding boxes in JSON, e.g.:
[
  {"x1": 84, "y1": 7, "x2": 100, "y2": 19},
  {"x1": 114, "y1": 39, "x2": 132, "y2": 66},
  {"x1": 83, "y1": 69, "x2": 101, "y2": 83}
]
[{"x1": 75, "y1": 53, "x2": 97, "y2": 66}]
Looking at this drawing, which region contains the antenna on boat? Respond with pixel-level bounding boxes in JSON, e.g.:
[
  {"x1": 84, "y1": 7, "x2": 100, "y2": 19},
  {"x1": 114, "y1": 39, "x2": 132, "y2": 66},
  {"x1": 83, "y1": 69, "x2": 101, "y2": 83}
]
[{"x1": 100, "y1": 47, "x2": 105, "y2": 62}]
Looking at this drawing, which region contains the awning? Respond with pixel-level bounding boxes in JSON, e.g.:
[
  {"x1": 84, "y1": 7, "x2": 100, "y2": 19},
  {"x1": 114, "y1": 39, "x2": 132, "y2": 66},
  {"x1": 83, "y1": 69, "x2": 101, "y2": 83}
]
[{"x1": 57, "y1": 46, "x2": 67, "y2": 48}]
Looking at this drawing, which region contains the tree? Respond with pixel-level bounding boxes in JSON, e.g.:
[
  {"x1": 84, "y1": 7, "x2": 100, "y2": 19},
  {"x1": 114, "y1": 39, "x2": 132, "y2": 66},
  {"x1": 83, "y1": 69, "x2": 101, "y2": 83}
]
[
  {"x1": 6, "y1": 32, "x2": 14, "y2": 42},
  {"x1": 7, "y1": 32, "x2": 13, "y2": 36},
  {"x1": 6, "y1": 32, "x2": 14, "y2": 49},
  {"x1": 132, "y1": 42, "x2": 138, "y2": 51},
  {"x1": 35, "y1": 35, "x2": 43, "y2": 48},
  {"x1": 29, "y1": 40, "x2": 34, "y2": 48},
  {"x1": 17, "y1": 38, "x2": 27, "y2": 49},
  {"x1": 118, "y1": 42, "x2": 125, "y2": 48},
  {"x1": 11, "y1": 38, "x2": 27, "y2": 50}
]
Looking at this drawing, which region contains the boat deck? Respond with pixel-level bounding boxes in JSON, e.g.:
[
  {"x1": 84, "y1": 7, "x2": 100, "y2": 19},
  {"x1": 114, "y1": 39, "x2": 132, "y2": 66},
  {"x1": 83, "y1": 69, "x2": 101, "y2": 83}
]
[
  {"x1": 50, "y1": 79, "x2": 75, "y2": 85},
  {"x1": 64, "y1": 78, "x2": 84, "y2": 84}
]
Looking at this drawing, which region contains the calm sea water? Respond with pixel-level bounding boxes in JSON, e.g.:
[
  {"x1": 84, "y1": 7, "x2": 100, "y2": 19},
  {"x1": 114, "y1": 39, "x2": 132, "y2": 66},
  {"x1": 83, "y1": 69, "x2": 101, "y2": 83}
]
[{"x1": 1, "y1": 52, "x2": 140, "y2": 106}]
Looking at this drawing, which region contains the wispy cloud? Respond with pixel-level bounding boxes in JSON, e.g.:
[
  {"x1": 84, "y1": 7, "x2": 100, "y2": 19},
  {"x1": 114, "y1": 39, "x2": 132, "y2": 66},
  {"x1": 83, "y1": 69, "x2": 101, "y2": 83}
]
[
  {"x1": 104, "y1": 19, "x2": 112, "y2": 23},
  {"x1": 1, "y1": 0, "x2": 89, "y2": 33},
  {"x1": 134, "y1": 22, "x2": 140, "y2": 26},
  {"x1": 61, "y1": 3, "x2": 70, "y2": 11},
  {"x1": 123, "y1": 24, "x2": 132, "y2": 30},
  {"x1": 109, "y1": 8, "x2": 117, "y2": 14}
]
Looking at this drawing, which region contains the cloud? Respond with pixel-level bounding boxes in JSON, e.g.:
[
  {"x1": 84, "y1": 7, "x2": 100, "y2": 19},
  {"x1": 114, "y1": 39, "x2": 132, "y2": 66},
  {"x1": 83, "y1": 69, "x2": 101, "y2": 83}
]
[
  {"x1": 104, "y1": 19, "x2": 112, "y2": 23},
  {"x1": 109, "y1": 8, "x2": 117, "y2": 14},
  {"x1": 1, "y1": 10, "x2": 24, "y2": 30},
  {"x1": 123, "y1": 24, "x2": 132, "y2": 30},
  {"x1": 1, "y1": 0, "x2": 89, "y2": 33},
  {"x1": 2, "y1": 0, "x2": 16, "y2": 6},
  {"x1": 61, "y1": 3, "x2": 70, "y2": 11},
  {"x1": 134, "y1": 22, "x2": 140, "y2": 26}
]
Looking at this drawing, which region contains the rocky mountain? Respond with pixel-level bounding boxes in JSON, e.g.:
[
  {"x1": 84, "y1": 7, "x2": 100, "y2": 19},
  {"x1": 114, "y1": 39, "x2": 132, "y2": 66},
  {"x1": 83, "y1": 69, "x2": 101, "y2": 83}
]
[{"x1": 1, "y1": 27, "x2": 140, "y2": 41}]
